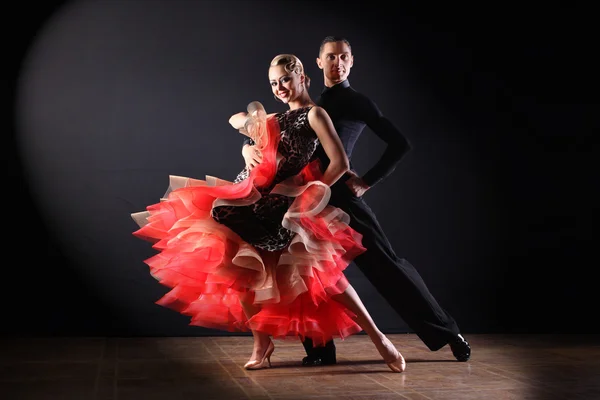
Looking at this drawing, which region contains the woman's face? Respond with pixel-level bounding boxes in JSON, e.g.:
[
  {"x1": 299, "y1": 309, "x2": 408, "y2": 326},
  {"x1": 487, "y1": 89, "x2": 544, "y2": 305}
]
[{"x1": 269, "y1": 64, "x2": 302, "y2": 104}]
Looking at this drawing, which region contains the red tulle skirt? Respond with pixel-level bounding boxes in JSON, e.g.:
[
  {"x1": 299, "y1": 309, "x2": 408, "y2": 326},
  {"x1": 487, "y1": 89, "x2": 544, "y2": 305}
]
[{"x1": 131, "y1": 102, "x2": 366, "y2": 346}]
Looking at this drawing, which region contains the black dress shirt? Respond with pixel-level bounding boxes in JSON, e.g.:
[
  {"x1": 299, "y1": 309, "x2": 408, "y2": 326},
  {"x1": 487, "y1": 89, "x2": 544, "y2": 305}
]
[
  {"x1": 313, "y1": 79, "x2": 411, "y2": 188},
  {"x1": 243, "y1": 79, "x2": 411, "y2": 188}
]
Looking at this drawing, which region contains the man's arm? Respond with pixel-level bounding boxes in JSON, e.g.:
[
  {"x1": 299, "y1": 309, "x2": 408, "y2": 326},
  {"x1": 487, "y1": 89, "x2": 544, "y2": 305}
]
[
  {"x1": 358, "y1": 97, "x2": 411, "y2": 188},
  {"x1": 240, "y1": 110, "x2": 279, "y2": 168}
]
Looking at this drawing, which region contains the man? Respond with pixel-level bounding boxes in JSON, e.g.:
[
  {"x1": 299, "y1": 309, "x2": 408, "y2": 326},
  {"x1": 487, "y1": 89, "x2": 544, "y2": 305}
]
[{"x1": 242, "y1": 36, "x2": 471, "y2": 364}]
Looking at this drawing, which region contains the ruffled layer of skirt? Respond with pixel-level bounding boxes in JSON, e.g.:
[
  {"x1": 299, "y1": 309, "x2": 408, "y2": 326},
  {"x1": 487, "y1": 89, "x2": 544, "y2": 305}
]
[{"x1": 131, "y1": 102, "x2": 366, "y2": 345}]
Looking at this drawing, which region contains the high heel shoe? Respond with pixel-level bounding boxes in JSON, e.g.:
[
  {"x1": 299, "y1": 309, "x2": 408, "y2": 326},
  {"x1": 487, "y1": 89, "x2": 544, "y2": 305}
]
[
  {"x1": 385, "y1": 351, "x2": 406, "y2": 373},
  {"x1": 380, "y1": 336, "x2": 406, "y2": 373},
  {"x1": 244, "y1": 340, "x2": 275, "y2": 370}
]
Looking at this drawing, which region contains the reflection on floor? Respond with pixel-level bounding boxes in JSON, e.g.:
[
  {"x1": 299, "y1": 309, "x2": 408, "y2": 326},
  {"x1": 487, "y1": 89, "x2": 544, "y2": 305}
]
[{"x1": 1, "y1": 334, "x2": 599, "y2": 399}]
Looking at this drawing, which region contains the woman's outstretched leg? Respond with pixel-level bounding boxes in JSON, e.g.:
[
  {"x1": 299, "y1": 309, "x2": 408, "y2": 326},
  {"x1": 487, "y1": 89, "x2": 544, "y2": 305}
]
[
  {"x1": 239, "y1": 292, "x2": 274, "y2": 370},
  {"x1": 331, "y1": 284, "x2": 406, "y2": 372}
]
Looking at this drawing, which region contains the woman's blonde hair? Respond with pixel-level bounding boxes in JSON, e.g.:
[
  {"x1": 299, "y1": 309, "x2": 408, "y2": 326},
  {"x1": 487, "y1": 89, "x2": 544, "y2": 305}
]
[{"x1": 270, "y1": 54, "x2": 311, "y2": 89}]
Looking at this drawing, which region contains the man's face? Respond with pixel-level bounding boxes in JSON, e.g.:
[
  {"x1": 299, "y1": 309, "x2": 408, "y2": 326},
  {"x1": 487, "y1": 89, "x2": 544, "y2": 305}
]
[{"x1": 317, "y1": 41, "x2": 354, "y2": 85}]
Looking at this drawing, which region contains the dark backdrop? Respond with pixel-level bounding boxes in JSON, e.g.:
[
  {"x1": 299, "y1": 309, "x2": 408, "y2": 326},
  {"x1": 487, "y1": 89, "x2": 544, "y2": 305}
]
[{"x1": 4, "y1": 1, "x2": 597, "y2": 337}]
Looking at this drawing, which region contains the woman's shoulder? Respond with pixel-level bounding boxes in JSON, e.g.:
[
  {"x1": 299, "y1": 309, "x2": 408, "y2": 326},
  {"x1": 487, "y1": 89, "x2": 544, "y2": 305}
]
[{"x1": 307, "y1": 104, "x2": 332, "y2": 122}]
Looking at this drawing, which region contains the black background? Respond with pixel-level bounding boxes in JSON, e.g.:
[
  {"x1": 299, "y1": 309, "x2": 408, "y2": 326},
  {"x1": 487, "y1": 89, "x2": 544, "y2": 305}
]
[{"x1": 3, "y1": 1, "x2": 597, "y2": 337}]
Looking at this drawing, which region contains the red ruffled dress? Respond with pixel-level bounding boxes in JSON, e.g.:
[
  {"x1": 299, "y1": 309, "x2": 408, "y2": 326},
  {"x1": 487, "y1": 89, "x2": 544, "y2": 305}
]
[{"x1": 131, "y1": 101, "x2": 366, "y2": 346}]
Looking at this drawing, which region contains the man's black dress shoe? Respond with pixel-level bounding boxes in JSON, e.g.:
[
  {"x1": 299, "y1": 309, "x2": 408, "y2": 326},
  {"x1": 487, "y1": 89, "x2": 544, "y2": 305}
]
[
  {"x1": 449, "y1": 333, "x2": 471, "y2": 362},
  {"x1": 301, "y1": 338, "x2": 337, "y2": 366},
  {"x1": 301, "y1": 354, "x2": 337, "y2": 366}
]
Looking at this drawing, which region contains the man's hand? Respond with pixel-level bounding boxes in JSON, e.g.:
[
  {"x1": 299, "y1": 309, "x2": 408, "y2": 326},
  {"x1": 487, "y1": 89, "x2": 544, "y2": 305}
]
[
  {"x1": 242, "y1": 144, "x2": 262, "y2": 171},
  {"x1": 345, "y1": 170, "x2": 370, "y2": 197}
]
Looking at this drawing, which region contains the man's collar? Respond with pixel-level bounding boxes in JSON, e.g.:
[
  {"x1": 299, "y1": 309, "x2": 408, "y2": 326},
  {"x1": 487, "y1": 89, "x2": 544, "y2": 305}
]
[{"x1": 322, "y1": 79, "x2": 350, "y2": 94}]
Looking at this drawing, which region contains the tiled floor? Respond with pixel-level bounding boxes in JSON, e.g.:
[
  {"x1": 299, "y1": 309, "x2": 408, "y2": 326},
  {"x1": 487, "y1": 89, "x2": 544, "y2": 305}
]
[{"x1": 1, "y1": 334, "x2": 599, "y2": 399}]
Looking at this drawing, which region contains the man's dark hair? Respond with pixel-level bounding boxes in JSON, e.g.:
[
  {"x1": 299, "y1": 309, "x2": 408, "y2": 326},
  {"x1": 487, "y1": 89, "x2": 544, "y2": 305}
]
[{"x1": 319, "y1": 36, "x2": 352, "y2": 56}]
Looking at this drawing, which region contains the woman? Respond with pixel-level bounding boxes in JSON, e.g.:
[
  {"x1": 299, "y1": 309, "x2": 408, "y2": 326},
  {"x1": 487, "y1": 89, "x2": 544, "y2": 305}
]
[{"x1": 131, "y1": 54, "x2": 405, "y2": 372}]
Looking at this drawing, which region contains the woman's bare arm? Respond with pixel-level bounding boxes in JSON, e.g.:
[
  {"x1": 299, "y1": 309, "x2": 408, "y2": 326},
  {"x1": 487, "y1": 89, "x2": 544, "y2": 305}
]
[{"x1": 307, "y1": 106, "x2": 349, "y2": 186}]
